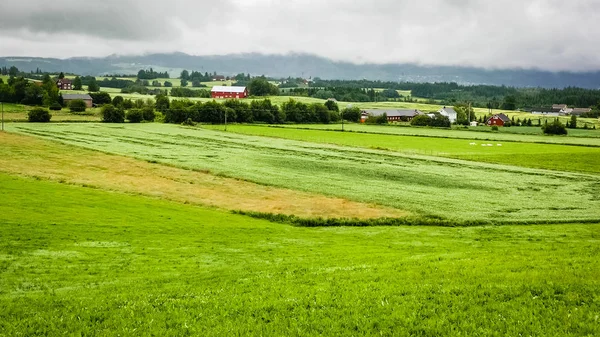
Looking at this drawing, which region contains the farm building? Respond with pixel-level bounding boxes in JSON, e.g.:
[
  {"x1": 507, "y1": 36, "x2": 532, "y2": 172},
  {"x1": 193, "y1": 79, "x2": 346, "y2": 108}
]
[
  {"x1": 56, "y1": 78, "x2": 72, "y2": 90},
  {"x1": 360, "y1": 109, "x2": 422, "y2": 123},
  {"x1": 571, "y1": 108, "x2": 592, "y2": 116},
  {"x1": 62, "y1": 94, "x2": 93, "y2": 108},
  {"x1": 438, "y1": 106, "x2": 458, "y2": 123},
  {"x1": 211, "y1": 86, "x2": 248, "y2": 99},
  {"x1": 531, "y1": 107, "x2": 563, "y2": 116},
  {"x1": 487, "y1": 113, "x2": 510, "y2": 126}
]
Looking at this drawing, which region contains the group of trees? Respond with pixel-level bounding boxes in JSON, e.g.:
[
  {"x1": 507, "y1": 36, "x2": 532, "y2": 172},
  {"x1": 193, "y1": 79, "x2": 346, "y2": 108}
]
[
  {"x1": 170, "y1": 87, "x2": 211, "y2": 98},
  {"x1": 0, "y1": 75, "x2": 60, "y2": 106},
  {"x1": 410, "y1": 113, "x2": 451, "y2": 128},
  {"x1": 162, "y1": 98, "x2": 344, "y2": 125},
  {"x1": 137, "y1": 68, "x2": 169, "y2": 80}
]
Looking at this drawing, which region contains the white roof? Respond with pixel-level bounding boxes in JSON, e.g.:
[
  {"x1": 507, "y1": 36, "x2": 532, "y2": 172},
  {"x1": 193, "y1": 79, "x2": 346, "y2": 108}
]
[{"x1": 211, "y1": 86, "x2": 246, "y2": 93}]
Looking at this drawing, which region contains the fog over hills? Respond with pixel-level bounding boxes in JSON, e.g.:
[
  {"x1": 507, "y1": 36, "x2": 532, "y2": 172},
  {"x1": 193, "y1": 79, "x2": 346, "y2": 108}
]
[{"x1": 2, "y1": 53, "x2": 600, "y2": 89}]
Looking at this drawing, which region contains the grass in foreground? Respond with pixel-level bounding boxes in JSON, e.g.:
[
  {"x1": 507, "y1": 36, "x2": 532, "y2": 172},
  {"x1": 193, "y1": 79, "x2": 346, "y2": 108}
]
[
  {"x1": 10, "y1": 123, "x2": 600, "y2": 224},
  {"x1": 1, "y1": 173, "x2": 599, "y2": 336},
  {"x1": 0, "y1": 132, "x2": 403, "y2": 219}
]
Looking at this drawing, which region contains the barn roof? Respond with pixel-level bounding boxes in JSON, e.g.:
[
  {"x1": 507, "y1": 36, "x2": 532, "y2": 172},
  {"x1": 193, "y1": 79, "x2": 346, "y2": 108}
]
[
  {"x1": 362, "y1": 109, "x2": 422, "y2": 117},
  {"x1": 494, "y1": 113, "x2": 510, "y2": 122},
  {"x1": 211, "y1": 86, "x2": 246, "y2": 93},
  {"x1": 62, "y1": 94, "x2": 92, "y2": 100},
  {"x1": 571, "y1": 108, "x2": 591, "y2": 115}
]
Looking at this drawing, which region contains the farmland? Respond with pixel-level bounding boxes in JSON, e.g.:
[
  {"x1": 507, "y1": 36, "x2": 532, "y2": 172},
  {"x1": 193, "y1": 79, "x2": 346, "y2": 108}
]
[
  {"x1": 9, "y1": 123, "x2": 600, "y2": 224},
  {"x1": 203, "y1": 124, "x2": 600, "y2": 174},
  {"x1": 1, "y1": 172, "x2": 599, "y2": 336},
  {"x1": 2, "y1": 120, "x2": 600, "y2": 335}
]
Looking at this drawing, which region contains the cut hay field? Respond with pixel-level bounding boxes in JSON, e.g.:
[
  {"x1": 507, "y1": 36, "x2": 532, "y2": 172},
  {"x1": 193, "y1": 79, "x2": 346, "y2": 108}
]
[
  {"x1": 0, "y1": 132, "x2": 401, "y2": 220},
  {"x1": 204, "y1": 125, "x2": 600, "y2": 174},
  {"x1": 262, "y1": 123, "x2": 600, "y2": 146},
  {"x1": 1, "y1": 174, "x2": 598, "y2": 336},
  {"x1": 9, "y1": 123, "x2": 600, "y2": 225}
]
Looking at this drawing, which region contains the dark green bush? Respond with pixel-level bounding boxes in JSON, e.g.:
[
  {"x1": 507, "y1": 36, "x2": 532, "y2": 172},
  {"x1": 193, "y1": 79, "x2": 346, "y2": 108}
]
[
  {"x1": 142, "y1": 107, "x2": 156, "y2": 122},
  {"x1": 68, "y1": 99, "x2": 87, "y2": 112},
  {"x1": 491, "y1": 125, "x2": 499, "y2": 131},
  {"x1": 27, "y1": 108, "x2": 52, "y2": 122},
  {"x1": 126, "y1": 109, "x2": 144, "y2": 123},
  {"x1": 49, "y1": 102, "x2": 62, "y2": 111},
  {"x1": 542, "y1": 120, "x2": 567, "y2": 135},
  {"x1": 101, "y1": 104, "x2": 125, "y2": 123},
  {"x1": 411, "y1": 114, "x2": 432, "y2": 126}
]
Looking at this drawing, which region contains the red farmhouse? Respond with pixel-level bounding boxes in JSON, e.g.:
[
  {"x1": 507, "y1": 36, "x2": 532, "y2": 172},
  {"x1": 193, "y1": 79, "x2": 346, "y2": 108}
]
[
  {"x1": 487, "y1": 113, "x2": 510, "y2": 126},
  {"x1": 211, "y1": 86, "x2": 248, "y2": 99}
]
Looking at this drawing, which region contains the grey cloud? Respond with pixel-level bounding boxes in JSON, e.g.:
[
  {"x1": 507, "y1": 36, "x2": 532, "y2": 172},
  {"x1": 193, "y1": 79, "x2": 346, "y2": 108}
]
[{"x1": 1, "y1": 0, "x2": 600, "y2": 71}]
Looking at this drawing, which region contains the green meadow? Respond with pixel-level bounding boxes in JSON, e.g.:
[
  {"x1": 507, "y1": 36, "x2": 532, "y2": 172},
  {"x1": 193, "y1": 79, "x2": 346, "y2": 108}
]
[
  {"x1": 1, "y1": 173, "x2": 599, "y2": 336},
  {"x1": 10, "y1": 123, "x2": 600, "y2": 224},
  {"x1": 3, "y1": 120, "x2": 600, "y2": 335}
]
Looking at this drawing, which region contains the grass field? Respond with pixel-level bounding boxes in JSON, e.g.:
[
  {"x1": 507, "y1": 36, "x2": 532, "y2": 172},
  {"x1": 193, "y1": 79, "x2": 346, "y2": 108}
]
[
  {"x1": 9, "y1": 123, "x2": 600, "y2": 224},
  {"x1": 263, "y1": 123, "x2": 600, "y2": 146},
  {"x1": 0, "y1": 132, "x2": 402, "y2": 219},
  {"x1": 203, "y1": 124, "x2": 600, "y2": 174},
  {"x1": 1, "y1": 173, "x2": 599, "y2": 335}
]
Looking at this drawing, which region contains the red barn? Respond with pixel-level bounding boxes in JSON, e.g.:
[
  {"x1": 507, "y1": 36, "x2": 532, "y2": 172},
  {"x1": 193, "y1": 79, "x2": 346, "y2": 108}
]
[
  {"x1": 211, "y1": 86, "x2": 248, "y2": 99},
  {"x1": 487, "y1": 113, "x2": 510, "y2": 126}
]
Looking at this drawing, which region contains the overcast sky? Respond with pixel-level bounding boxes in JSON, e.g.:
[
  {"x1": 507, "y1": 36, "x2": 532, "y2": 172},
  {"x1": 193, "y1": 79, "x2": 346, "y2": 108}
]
[{"x1": 1, "y1": 0, "x2": 599, "y2": 71}]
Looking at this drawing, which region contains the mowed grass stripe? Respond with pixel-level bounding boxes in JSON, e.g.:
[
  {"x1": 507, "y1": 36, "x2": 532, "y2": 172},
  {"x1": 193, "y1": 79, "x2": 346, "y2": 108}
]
[
  {"x1": 206, "y1": 124, "x2": 600, "y2": 174},
  {"x1": 10, "y1": 123, "x2": 600, "y2": 224},
  {"x1": 1, "y1": 173, "x2": 599, "y2": 335},
  {"x1": 263, "y1": 123, "x2": 600, "y2": 146},
  {"x1": 0, "y1": 132, "x2": 407, "y2": 219}
]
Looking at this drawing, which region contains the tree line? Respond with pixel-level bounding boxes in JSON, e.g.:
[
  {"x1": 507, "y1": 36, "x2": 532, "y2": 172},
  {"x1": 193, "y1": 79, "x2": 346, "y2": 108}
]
[{"x1": 159, "y1": 97, "x2": 362, "y2": 125}]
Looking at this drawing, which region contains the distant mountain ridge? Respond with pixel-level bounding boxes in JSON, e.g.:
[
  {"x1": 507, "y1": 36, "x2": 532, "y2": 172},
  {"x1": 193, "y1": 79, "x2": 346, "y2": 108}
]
[{"x1": 2, "y1": 53, "x2": 600, "y2": 89}]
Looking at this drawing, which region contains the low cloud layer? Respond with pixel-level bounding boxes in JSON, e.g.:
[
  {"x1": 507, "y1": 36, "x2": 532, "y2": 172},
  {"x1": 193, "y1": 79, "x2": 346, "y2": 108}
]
[{"x1": 1, "y1": 0, "x2": 600, "y2": 71}]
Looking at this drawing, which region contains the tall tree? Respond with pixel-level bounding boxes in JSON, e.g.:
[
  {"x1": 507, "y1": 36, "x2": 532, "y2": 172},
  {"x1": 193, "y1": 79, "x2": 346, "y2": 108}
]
[
  {"x1": 88, "y1": 78, "x2": 100, "y2": 92},
  {"x1": 58, "y1": 72, "x2": 65, "y2": 79},
  {"x1": 73, "y1": 76, "x2": 83, "y2": 90}
]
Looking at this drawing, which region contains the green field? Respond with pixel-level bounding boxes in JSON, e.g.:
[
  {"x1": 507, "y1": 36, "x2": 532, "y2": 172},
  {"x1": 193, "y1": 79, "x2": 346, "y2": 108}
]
[
  {"x1": 10, "y1": 123, "x2": 600, "y2": 224},
  {"x1": 3, "y1": 118, "x2": 600, "y2": 335},
  {"x1": 259, "y1": 123, "x2": 600, "y2": 146},
  {"x1": 1, "y1": 173, "x2": 599, "y2": 336}
]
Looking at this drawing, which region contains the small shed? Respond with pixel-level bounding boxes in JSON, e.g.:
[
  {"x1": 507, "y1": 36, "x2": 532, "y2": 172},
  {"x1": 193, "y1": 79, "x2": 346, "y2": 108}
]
[{"x1": 62, "y1": 94, "x2": 93, "y2": 108}]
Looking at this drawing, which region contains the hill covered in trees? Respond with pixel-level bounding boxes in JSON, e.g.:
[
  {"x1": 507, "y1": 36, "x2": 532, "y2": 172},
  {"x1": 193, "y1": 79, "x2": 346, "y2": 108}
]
[{"x1": 2, "y1": 53, "x2": 600, "y2": 88}]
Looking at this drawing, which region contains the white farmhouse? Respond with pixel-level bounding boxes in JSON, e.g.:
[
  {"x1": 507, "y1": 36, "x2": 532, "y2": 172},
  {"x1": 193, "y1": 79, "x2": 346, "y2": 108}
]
[{"x1": 438, "y1": 106, "x2": 458, "y2": 123}]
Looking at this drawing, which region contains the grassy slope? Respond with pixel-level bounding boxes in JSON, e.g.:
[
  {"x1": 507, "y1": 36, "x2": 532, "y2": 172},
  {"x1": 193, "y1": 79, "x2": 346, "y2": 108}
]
[
  {"x1": 1, "y1": 173, "x2": 599, "y2": 336},
  {"x1": 204, "y1": 125, "x2": 600, "y2": 174},
  {"x1": 10, "y1": 123, "x2": 600, "y2": 224}
]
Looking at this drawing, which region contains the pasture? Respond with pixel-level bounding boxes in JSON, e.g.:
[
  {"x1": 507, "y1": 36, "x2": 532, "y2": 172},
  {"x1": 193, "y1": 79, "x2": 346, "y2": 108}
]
[
  {"x1": 1, "y1": 173, "x2": 599, "y2": 336},
  {"x1": 9, "y1": 123, "x2": 600, "y2": 224},
  {"x1": 2, "y1": 121, "x2": 600, "y2": 335}
]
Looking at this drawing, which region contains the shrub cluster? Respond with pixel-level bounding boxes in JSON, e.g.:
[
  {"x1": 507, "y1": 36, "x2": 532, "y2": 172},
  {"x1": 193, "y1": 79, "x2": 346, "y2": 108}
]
[
  {"x1": 542, "y1": 120, "x2": 567, "y2": 135},
  {"x1": 410, "y1": 113, "x2": 451, "y2": 127},
  {"x1": 101, "y1": 104, "x2": 125, "y2": 123},
  {"x1": 27, "y1": 108, "x2": 52, "y2": 122},
  {"x1": 68, "y1": 99, "x2": 87, "y2": 112}
]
